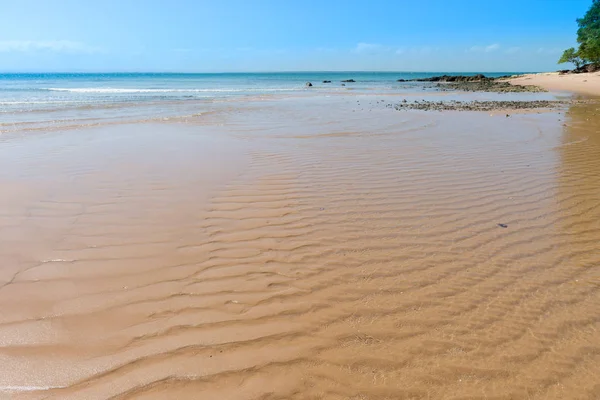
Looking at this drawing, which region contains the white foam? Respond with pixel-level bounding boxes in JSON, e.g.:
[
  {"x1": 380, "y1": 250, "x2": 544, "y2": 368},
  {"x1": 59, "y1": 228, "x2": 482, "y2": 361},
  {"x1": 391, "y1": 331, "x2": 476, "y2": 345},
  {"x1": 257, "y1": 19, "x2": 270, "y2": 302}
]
[
  {"x1": 46, "y1": 87, "x2": 299, "y2": 93},
  {"x1": 0, "y1": 101, "x2": 83, "y2": 105},
  {"x1": 0, "y1": 385, "x2": 65, "y2": 392}
]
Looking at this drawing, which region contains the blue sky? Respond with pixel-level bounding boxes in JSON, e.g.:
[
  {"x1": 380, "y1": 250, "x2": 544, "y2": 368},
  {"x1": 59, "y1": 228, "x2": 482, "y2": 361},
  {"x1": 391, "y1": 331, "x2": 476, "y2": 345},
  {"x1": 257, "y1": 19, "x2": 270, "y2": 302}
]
[{"x1": 0, "y1": 0, "x2": 592, "y2": 72}]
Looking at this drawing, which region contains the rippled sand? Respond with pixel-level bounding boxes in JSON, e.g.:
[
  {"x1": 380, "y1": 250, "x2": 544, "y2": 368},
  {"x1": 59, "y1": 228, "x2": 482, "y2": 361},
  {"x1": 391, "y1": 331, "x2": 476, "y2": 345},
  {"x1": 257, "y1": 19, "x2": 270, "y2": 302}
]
[{"x1": 1, "y1": 95, "x2": 600, "y2": 399}]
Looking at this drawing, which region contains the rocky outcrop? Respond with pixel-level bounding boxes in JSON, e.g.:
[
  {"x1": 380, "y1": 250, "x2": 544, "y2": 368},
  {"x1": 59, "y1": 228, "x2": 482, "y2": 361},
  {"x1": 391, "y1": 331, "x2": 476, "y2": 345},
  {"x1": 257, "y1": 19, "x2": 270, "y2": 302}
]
[
  {"x1": 395, "y1": 74, "x2": 541, "y2": 92},
  {"x1": 394, "y1": 99, "x2": 563, "y2": 112},
  {"x1": 438, "y1": 81, "x2": 545, "y2": 93},
  {"x1": 399, "y1": 74, "x2": 516, "y2": 83},
  {"x1": 563, "y1": 63, "x2": 600, "y2": 73},
  {"x1": 323, "y1": 80, "x2": 331, "y2": 83},
  {"x1": 413, "y1": 74, "x2": 491, "y2": 82},
  {"x1": 305, "y1": 82, "x2": 313, "y2": 87},
  {"x1": 341, "y1": 79, "x2": 355, "y2": 83}
]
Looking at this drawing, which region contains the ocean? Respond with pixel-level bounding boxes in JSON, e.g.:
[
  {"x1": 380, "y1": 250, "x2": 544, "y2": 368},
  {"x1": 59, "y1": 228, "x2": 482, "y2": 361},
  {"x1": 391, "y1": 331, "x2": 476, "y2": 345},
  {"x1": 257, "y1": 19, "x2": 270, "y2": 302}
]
[
  {"x1": 0, "y1": 72, "x2": 528, "y2": 133},
  {"x1": 0, "y1": 72, "x2": 528, "y2": 109}
]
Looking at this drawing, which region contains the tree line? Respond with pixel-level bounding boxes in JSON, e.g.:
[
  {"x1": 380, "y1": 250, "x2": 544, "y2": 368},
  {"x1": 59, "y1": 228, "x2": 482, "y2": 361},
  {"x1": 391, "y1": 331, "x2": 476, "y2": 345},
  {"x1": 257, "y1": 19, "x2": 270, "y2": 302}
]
[{"x1": 559, "y1": 0, "x2": 600, "y2": 69}]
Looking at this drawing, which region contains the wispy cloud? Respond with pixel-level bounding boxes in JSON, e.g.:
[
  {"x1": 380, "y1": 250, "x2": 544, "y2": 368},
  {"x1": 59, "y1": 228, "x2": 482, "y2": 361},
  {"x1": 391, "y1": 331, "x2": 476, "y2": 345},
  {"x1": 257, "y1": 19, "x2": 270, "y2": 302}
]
[
  {"x1": 485, "y1": 43, "x2": 500, "y2": 52},
  {"x1": 0, "y1": 40, "x2": 101, "y2": 54},
  {"x1": 417, "y1": 46, "x2": 437, "y2": 55},
  {"x1": 353, "y1": 42, "x2": 389, "y2": 54},
  {"x1": 537, "y1": 47, "x2": 562, "y2": 55},
  {"x1": 354, "y1": 43, "x2": 439, "y2": 56},
  {"x1": 469, "y1": 43, "x2": 500, "y2": 53},
  {"x1": 395, "y1": 46, "x2": 440, "y2": 55}
]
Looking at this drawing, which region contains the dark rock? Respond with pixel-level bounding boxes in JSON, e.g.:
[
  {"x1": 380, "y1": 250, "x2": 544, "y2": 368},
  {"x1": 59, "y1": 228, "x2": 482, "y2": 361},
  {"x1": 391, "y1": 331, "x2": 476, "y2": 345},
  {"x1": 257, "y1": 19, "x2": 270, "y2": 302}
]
[
  {"x1": 341, "y1": 79, "x2": 355, "y2": 83},
  {"x1": 393, "y1": 99, "x2": 563, "y2": 112},
  {"x1": 323, "y1": 80, "x2": 331, "y2": 83},
  {"x1": 413, "y1": 74, "x2": 492, "y2": 82},
  {"x1": 436, "y1": 80, "x2": 545, "y2": 93},
  {"x1": 341, "y1": 83, "x2": 346, "y2": 86},
  {"x1": 568, "y1": 63, "x2": 600, "y2": 74},
  {"x1": 498, "y1": 223, "x2": 508, "y2": 228},
  {"x1": 305, "y1": 82, "x2": 313, "y2": 87},
  {"x1": 397, "y1": 79, "x2": 407, "y2": 82}
]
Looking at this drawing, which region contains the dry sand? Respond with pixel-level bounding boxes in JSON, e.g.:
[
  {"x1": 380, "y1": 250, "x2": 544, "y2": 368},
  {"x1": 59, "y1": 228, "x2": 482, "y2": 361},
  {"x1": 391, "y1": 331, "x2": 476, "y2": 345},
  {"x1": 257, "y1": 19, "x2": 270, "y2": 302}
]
[
  {"x1": 510, "y1": 71, "x2": 600, "y2": 97},
  {"x1": 1, "y1": 95, "x2": 600, "y2": 399}
]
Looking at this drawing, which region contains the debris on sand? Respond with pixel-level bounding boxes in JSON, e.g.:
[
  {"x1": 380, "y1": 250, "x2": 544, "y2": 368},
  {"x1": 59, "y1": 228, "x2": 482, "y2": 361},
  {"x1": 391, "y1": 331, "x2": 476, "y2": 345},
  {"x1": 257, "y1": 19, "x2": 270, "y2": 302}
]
[{"x1": 394, "y1": 99, "x2": 563, "y2": 112}]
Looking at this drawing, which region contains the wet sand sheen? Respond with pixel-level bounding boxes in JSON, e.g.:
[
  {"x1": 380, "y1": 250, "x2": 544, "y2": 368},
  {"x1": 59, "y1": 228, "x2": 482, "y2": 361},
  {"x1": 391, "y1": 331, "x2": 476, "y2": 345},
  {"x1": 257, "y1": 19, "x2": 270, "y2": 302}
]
[{"x1": 1, "y1": 96, "x2": 600, "y2": 399}]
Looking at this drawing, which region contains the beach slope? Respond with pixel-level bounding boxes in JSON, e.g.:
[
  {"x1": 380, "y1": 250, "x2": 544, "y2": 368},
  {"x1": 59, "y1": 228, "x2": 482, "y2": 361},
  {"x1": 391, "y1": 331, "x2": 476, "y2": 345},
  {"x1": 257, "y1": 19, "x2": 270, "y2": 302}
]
[{"x1": 509, "y1": 72, "x2": 600, "y2": 96}]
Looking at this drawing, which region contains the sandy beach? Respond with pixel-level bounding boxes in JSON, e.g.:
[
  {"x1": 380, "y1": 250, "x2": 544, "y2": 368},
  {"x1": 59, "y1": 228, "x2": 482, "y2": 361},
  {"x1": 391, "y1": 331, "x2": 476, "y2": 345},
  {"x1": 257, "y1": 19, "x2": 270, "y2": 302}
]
[
  {"x1": 1, "y1": 80, "x2": 600, "y2": 400},
  {"x1": 510, "y1": 71, "x2": 600, "y2": 97}
]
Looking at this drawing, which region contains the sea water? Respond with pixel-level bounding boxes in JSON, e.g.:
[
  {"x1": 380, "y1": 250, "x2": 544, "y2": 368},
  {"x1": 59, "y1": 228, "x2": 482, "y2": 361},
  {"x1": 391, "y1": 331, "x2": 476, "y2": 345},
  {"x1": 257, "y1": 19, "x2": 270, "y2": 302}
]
[{"x1": 0, "y1": 72, "x2": 528, "y2": 133}]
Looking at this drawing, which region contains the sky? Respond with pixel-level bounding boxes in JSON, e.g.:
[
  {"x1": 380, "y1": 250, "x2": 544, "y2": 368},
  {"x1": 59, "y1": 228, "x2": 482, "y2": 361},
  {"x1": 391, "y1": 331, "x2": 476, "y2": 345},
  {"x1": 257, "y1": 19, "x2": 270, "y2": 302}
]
[{"x1": 0, "y1": 0, "x2": 593, "y2": 72}]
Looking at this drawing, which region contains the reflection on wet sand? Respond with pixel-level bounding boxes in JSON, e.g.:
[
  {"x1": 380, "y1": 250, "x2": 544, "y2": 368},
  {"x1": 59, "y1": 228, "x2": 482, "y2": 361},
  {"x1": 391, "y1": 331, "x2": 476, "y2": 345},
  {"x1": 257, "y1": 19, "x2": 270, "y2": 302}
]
[{"x1": 1, "y1": 95, "x2": 599, "y2": 399}]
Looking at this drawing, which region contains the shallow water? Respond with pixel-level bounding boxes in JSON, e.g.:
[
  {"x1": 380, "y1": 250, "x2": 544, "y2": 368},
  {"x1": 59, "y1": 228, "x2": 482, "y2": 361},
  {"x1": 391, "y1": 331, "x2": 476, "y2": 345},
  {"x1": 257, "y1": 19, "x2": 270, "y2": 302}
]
[
  {"x1": 1, "y1": 89, "x2": 600, "y2": 399},
  {"x1": 1, "y1": 72, "x2": 533, "y2": 129}
]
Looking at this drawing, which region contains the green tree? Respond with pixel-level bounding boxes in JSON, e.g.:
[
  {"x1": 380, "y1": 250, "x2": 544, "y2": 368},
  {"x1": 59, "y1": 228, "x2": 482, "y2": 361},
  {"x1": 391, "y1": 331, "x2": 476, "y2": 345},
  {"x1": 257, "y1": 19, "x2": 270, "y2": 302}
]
[
  {"x1": 558, "y1": 47, "x2": 584, "y2": 68},
  {"x1": 576, "y1": 0, "x2": 600, "y2": 63},
  {"x1": 559, "y1": 0, "x2": 600, "y2": 66}
]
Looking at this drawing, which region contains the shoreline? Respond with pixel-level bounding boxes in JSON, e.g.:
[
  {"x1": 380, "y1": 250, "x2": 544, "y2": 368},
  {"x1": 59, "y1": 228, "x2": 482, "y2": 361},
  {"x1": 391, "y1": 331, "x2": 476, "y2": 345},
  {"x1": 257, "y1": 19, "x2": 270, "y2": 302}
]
[{"x1": 2, "y1": 77, "x2": 600, "y2": 399}]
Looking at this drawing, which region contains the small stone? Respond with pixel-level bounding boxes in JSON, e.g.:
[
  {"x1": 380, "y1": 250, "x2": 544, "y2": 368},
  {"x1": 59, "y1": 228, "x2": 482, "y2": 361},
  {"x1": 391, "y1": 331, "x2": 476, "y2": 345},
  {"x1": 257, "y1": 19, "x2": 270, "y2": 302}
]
[{"x1": 498, "y1": 223, "x2": 508, "y2": 228}]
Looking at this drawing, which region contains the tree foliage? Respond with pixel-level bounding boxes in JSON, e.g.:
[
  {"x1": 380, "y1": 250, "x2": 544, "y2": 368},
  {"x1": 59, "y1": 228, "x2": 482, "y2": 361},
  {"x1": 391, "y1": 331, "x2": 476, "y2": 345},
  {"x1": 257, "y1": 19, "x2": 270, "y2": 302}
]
[
  {"x1": 560, "y1": 0, "x2": 600, "y2": 66},
  {"x1": 558, "y1": 47, "x2": 584, "y2": 68}
]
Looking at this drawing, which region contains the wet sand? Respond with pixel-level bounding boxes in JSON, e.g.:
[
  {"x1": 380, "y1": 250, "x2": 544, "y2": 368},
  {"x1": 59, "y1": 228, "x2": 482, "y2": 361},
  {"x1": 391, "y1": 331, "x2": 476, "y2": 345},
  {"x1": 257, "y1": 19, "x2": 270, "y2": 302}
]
[{"x1": 1, "y1": 94, "x2": 600, "y2": 399}]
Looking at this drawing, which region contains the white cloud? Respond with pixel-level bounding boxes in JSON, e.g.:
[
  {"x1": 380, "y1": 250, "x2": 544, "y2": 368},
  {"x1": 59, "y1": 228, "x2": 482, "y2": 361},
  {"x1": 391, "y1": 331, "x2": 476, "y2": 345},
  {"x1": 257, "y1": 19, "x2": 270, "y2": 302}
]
[
  {"x1": 485, "y1": 43, "x2": 500, "y2": 52},
  {"x1": 469, "y1": 43, "x2": 500, "y2": 53},
  {"x1": 0, "y1": 40, "x2": 101, "y2": 54},
  {"x1": 353, "y1": 42, "x2": 388, "y2": 54},
  {"x1": 352, "y1": 43, "x2": 444, "y2": 56},
  {"x1": 537, "y1": 47, "x2": 562, "y2": 55},
  {"x1": 395, "y1": 46, "x2": 440, "y2": 56}
]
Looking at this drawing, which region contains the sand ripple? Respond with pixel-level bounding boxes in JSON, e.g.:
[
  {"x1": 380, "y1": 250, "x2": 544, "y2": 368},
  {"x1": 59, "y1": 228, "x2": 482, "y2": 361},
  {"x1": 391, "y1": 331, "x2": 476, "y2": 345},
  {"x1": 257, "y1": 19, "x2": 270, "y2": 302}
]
[{"x1": 0, "y1": 96, "x2": 599, "y2": 399}]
